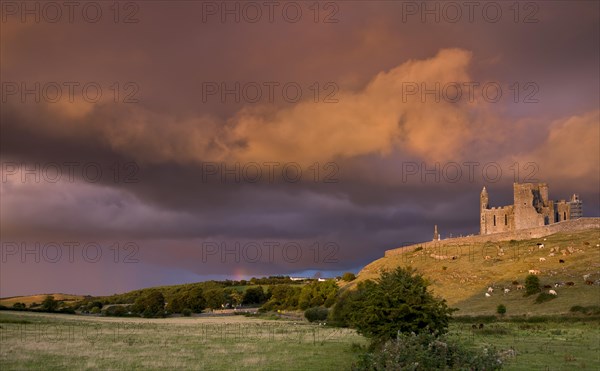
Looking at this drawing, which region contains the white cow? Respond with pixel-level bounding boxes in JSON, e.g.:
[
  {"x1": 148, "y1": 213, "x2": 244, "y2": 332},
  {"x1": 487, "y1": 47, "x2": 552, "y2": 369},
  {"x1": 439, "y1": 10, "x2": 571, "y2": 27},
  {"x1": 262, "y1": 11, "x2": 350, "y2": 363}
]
[
  {"x1": 503, "y1": 288, "x2": 510, "y2": 294},
  {"x1": 528, "y1": 269, "x2": 540, "y2": 275},
  {"x1": 485, "y1": 293, "x2": 491, "y2": 297},
  {"x1": 548, "y1": 290, "x2": 557, "y2": 296},
  {"x1": 539, "y1": 257, "x2": 546, "y2": 262},
  {"x1": 487, "y1": 287, "x2": 494, "y2": 293}
]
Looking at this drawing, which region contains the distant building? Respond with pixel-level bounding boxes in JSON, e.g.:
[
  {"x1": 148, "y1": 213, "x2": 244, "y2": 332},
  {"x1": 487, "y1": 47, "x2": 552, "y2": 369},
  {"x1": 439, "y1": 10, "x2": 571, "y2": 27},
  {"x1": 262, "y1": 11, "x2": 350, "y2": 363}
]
[
  {"x1": 433, "y1": 225, "x2": 440, "y2": 241},
  {"x1": 480, "y1": 183, "x2": 582, "y2": 235}
]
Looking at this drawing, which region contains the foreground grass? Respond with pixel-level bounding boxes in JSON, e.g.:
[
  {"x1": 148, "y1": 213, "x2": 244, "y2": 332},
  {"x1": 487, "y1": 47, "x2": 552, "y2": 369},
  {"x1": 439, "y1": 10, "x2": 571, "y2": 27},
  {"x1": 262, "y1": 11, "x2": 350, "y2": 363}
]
[
  {"x1": 450, "y1": 320, "x2": 600, "y2": 370},
  {"x1": 0, "y1": 311, "x2": 366, "y2": 370},
  {"x1": 1, "y1": 312, "x2": 598, "y2": 370}
]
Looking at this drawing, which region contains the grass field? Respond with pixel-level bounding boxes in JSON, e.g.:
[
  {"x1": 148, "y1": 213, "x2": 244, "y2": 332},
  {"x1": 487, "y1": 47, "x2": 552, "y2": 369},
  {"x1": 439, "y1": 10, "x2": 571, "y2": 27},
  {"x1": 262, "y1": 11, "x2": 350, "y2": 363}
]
[
  {"x1": 0, "y1": 311, "x2": 366, "y2": 370},
  {"x1": 1, "y1": 311, "x2": 599, "y2": 370}
]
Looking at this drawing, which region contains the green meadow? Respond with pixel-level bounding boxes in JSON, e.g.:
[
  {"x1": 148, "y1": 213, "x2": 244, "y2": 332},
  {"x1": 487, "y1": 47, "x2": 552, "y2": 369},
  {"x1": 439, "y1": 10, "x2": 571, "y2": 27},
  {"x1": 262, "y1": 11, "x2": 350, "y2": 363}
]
[{"x1": 1, "y1": 311, "x2": 599, "y2": 370}]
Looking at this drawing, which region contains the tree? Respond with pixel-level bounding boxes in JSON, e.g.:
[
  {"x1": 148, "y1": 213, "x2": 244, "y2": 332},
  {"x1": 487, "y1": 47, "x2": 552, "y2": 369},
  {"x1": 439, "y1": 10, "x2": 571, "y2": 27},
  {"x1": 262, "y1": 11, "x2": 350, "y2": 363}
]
[
  {"x1": 133, "y1": 291, "x2": 165, "y2": 317},
  {"x1": 262, "y1": 285, "x2": 301, "y2": 311},
  {"x1": 341, "y1": 272, "x2": 356, "y2": 282},
  {"x1": 12, "y1": 302, "x2": 26, "y2": 310},
  {"x1": 166, "y1": 296, "x2": 184, "y2": 314},
  {"x1": 496, "y1": 304, "x2": 507, "y2": 315},
  {"x1": 304, "y1": 307, "x2": 329, "y2": 322},
  {"x1": 41, "y1": 295, "x2": 58, "y2": 312},
  {"x1": 525, "y1": 274, "x2": 541, "y2": 296},
  {"x1": 335, "y1": 267, "x2": 455, "y2": 342},
  {"x1": 204, "y1": 289, "x2": 225, "y2": 310},
  {"x1": 185, "y1": 287, "x2": 207, "y2": 313},
  {"x1": 298, "y1": 280, "x2": 339, "y2": 309},
  {"x1": 242, "y1": 286, "x2": 266, "y2": 305}
]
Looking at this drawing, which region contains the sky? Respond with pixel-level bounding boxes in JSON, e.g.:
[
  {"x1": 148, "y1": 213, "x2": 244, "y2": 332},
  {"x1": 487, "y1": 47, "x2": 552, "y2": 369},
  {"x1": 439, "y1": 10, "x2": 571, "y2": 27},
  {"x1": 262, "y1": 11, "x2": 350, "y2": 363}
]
[{"x1": 1, "y1": 1, "x2": 599, "y2": 297}]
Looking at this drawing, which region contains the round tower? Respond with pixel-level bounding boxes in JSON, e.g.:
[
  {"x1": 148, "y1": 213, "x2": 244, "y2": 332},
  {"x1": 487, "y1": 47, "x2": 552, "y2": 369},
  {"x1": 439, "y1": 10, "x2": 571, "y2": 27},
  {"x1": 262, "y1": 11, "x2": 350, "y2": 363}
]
[
  {"x1": 480, "y1": 187, "x2": 488, "y2": 234},
  {"x1": 480, "y1": 186, "x2": 489, "y2": 210}
]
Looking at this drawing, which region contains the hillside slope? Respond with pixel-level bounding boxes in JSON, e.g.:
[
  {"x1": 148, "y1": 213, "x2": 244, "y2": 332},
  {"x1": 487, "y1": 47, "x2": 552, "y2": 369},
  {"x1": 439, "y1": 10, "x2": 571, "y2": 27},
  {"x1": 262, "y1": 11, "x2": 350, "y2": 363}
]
[{"x1": 356, "y1": 220, "x2": 600, "y2": 315}]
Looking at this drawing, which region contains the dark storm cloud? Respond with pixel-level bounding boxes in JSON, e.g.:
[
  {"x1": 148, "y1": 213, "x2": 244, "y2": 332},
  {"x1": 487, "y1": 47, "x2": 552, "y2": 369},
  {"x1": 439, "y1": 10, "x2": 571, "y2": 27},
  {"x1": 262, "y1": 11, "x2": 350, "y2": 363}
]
[{"x1": 1, "y1": 1, "x2": 598, "y2": 296}]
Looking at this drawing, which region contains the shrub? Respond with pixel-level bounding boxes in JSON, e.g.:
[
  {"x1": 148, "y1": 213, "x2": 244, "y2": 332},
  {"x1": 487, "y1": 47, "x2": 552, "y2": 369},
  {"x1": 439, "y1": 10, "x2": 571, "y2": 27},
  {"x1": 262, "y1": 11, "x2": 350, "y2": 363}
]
[
  {"x1": 496, "y1": 304, "x2": 507, "y2": 315},
  {"x1": 182, "y1": 308, "x2": 192, "y2": 317},
  {"x1": 535, "y1": 292, "x2": 557, "y2": 304},
  {"x1": 242, "y1": 286, "x2": 266, "y2": 305},
  {"x1": 342, "y1": 272, "x2": 356, "y2": 282},
  {"x1": 12, "y1": 302, "x2": 26, "y2": 310},
  {"x1": 304, "y1": 307, "x2": 329, "y2": 322},
  {"x1": 524, "y1": 275, "x2": 541, "y2": 296},
  {"x1": 335, "y1": 267, "x2": 455, "y2": 343},
  {"x1": 569, "y1": 305, "x2": 600, "y2": 315},
  {"x1": 41, "y1": 295, "x2": 58, "y2": 312},
  {"x1": 352, "y1": 332, "x2": 501, "y2": 370},
  {"x1": 59, "y1": 307, "x2": 76, "y2": 314},
  {"x1": 104, "y1": 305, "x2": 128, "y2": 317}
]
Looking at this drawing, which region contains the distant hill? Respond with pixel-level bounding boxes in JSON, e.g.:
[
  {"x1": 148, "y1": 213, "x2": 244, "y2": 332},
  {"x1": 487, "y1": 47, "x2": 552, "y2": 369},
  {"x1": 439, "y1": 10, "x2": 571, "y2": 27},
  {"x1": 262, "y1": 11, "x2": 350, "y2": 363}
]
[
  {"x1": 0, "y1": 293, "x2": 84, "y2": 307},
  {"x1": 354, "y1": 218, "x2": 600, "y2": 316}
]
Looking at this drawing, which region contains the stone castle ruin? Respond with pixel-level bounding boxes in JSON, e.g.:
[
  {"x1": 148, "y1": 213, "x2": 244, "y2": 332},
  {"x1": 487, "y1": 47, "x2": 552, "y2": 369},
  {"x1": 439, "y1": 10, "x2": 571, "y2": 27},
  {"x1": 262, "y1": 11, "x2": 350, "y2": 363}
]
[{"x1": 480, "y1": 183, "x2": 583, "y2": 235}]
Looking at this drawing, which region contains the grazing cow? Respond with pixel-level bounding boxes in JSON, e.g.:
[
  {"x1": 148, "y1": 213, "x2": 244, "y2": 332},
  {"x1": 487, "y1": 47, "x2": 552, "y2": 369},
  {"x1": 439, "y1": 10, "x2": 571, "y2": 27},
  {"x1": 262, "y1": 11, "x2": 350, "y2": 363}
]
[
  {"x1": 487, "y1": 287, "x2": 494, "y2": 293},
  {"x1": 554, "y1": 282, "x2": 565, "y2": 288},
  {"x1": 585, "y1": 280, "x2": 594, "y2": 285},
  {"x1": 559, "y1": 259, "x2": 565, "y2": 263},
  {"x1": 543, "y1": 285, "x2": 551, "y2": 289},
  {"x1": 479, "y1": 323, "x2": 485, "y2": 329},
  {"x1": 549, "y1": 253, "x2": 555, "y2": 257},
  {"x1": 539, "y1": 257, "x2": 546, "y2": 262},
  {"x1": 516, "y1": 284, "x2": 525, "y2": 290},
  {"x1": 566, "y1": 281, "x2": 575, "y2": 286},
  {"x1": 504, "y1": 288, "x2": 510, "y2": 294},
  {"x1": 484, "y1": 255, "x2": 491, "y2": 260},
  {"x1": 583, "y1": 274, "x2": 591, "y2": 281},
  {"x1": 528, "y1": 269, "x2": 541, "y2": 275},
  {"x1": 471, "y1": 324, "x2": 478, "y2": 329},
  {"x1": 485, "y1": 293, "x2": 491, "y2": 297},
  {"x1": 512, "y1": 281, "x2": 519, "y2": 285},
  {"x1": 537, "y1": 243, "x2": 545, "y2": 249},
  {"x1": 548, "y1": 290, "x2": 557, "y2": 295}
]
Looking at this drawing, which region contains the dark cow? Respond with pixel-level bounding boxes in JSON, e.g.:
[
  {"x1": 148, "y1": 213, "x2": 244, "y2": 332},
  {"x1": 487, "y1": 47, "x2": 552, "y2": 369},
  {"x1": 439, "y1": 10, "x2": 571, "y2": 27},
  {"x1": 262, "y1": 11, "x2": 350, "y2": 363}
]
[
  {"x1": 512, "y1": 281, "x2": 519, "y2": 285},
  {"x1": 559, "y1": 259, "x2": 565, "y2": 263},
  {"x1": 566, "y1": 282, "x2": 575, "y2": 286}
]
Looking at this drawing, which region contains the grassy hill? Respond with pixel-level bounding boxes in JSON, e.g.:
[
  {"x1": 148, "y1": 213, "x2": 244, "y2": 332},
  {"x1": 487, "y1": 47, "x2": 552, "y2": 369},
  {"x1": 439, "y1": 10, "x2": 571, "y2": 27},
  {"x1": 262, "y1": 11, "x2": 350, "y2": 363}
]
[
  {"x1": 355, "y1": 227, "x2": 600, "y2": 316},
  {"x1": 0, "y1": 293, "x2": 84, "y2": 307}
]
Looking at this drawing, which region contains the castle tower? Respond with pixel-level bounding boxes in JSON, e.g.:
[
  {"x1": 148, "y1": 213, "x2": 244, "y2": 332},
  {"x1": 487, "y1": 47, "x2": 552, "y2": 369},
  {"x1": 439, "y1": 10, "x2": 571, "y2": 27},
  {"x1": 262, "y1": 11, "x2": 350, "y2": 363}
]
[
  {"x1": 480, "y1": 187, "x2": 488, "y2": 234},
  {"x1": 480, "y1": 186, "x2": 489, "y2": 210},
  {"x1": 569, "y1": 194, "x2": 583, "y2": 218},
  {"x1": 433, "y1": 225, "x2": 439, "y2": 241}
]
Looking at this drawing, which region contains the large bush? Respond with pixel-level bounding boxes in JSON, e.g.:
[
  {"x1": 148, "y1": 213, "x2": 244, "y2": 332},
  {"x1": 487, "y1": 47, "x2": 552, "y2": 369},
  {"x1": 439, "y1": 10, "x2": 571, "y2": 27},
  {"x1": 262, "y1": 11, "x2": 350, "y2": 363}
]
[
  {"x1": 342, "y1": 272, "x2": 356, "y2": 282},
  {"x1": 524, "y1": 275, "x2": 541, "y2": 296},
  {"x1": 261, "y1": 285, "x2": 301, "y2": 311},
  {"x1": 41, "y1": 295, "x2": 58, "y2": 312},
  {"x1": 132, "y1": 291, "x2": 165, "y2": 318},
  {"x1": 331, "y1": 267, "x2": 454, "y2": 342},
  {"x1": 353, "y1": 332, "x2": 502, "y2": 370},
  {"x1": 298, "y1": 280, "x2": 339, "y2": 310},
  {"x1": 242, "y1": 286, "x2": 267, "y2": 305},
  {"x1": 304, "y1": 307, "x2": 329, "y2": 322}
]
